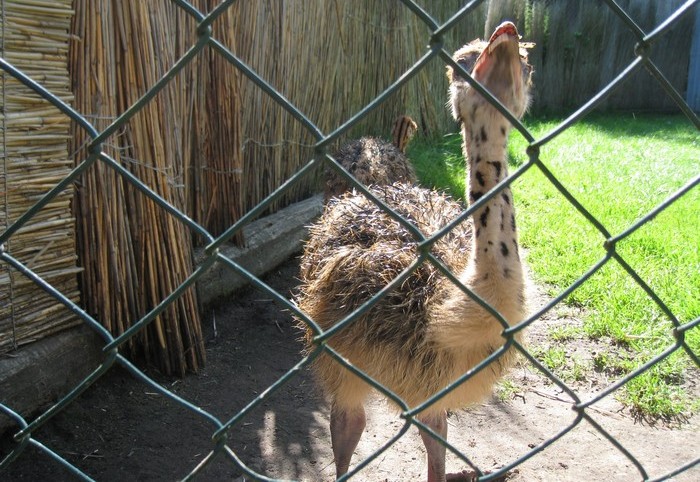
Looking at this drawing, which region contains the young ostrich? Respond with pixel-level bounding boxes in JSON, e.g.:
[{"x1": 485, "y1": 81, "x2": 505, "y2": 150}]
[
  {"x1": 391, "y1": 114, "x2": 419, "y2": 153},
  {"x1": 297, "y1": 22, "x2": 532, "y2": 481},
  {"x1": 324, "y1": 115, "x2": 418, "y2": 200}
]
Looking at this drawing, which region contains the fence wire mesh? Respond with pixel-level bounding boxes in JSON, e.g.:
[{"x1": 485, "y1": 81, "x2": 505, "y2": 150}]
[{"x1": 1, "y1": 0, "x2": 699, "y2": 481}]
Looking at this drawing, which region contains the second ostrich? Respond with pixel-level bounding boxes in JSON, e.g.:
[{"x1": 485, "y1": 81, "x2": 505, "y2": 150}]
[
  {"x1": 297, "y1": 22, "x2": 533, "y2": 482},
  {"x1": 324, "y1": 115, "x2": 418, "y2": 200}
]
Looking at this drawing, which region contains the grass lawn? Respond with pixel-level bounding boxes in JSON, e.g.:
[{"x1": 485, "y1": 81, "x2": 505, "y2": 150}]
[{"x1": 407, "y1": 113, "x2": 699, "y2": 420}]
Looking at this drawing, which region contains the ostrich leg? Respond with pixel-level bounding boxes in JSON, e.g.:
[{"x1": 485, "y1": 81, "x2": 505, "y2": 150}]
[
  {"x1": 419, "y1": 411, "x2": 448, "y2": 482},
  {"x1": 330, "y1": 404, "x2": 366, "y2": 477}
]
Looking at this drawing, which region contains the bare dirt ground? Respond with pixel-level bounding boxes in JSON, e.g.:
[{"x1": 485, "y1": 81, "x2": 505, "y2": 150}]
[{"x1": 3, "y1": 257, "x2": 698, "y2": 481}]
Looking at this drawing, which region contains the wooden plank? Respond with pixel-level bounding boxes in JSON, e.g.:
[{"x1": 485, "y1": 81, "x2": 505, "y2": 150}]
[{"x1": 195, "y1": 194, "x2": 323, "y2": 306}]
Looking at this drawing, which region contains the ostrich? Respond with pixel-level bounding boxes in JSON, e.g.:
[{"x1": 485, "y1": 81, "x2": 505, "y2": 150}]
[
  {"x1": 324, "y1": 115, "x2": 418, "y2": 200},
  {"x1": 391, "y1": 114, "x2": 419, "y2": 154},
  {"x1": 297, "y1": 22, "x2": 533, "y2": 482}
]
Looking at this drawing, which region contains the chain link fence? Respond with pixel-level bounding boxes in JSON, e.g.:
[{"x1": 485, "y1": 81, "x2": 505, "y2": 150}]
[{"x1": 1, "y1": 0, "x2": 699, "y2": 480}]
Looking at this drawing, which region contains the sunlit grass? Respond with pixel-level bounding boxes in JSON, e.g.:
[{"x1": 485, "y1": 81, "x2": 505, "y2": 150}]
[{"x1": 408, "y1": 113, "x2": 699, "y2": 419}]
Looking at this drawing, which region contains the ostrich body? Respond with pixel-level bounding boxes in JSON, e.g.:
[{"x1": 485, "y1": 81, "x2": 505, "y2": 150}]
[
  {"x1": 324, "y1": 115, "x2": 418, "y2": 200},
  {"x1": 298, "y1": 22, "x2": 532, "y2": 482}
]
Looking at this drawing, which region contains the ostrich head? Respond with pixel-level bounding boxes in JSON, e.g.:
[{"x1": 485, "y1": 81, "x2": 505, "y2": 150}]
[{"x1": 447, "y1": 21, "x2": 533, "y2": 126}]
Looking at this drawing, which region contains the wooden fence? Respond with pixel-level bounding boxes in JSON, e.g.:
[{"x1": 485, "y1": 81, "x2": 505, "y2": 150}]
[{"x1": 485, "y1": 0, "x2": 695, "y2": 112}]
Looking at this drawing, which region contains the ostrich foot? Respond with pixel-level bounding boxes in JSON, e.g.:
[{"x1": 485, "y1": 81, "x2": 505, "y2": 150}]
[
  {"x1": 330, "y1": 404, "x2": 366, "y2": 477},
  {"x1": 445, "y1": 468, "x2": 515, "y2": 481},
  {"x1": 446, "y1": 470, "x2": 480, "y2": 482}
]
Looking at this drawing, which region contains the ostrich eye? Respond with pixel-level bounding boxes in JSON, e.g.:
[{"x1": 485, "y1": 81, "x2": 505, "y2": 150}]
[{"x1": 454, "y1": 56, "x2": 478, "y2": 80}]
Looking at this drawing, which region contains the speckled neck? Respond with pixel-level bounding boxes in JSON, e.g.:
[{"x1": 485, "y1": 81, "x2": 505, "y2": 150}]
[{"x1": 463, "y1": 117, "x2": 522, "y2": 283}]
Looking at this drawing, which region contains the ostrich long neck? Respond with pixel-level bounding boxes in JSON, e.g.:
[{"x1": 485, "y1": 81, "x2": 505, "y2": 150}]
[
  {"x1": 431, "y1": 116, "x2": 525, "y2": 349},
  {"x1": 464, "y1": 118, "x2": 522, "y2": 286}
]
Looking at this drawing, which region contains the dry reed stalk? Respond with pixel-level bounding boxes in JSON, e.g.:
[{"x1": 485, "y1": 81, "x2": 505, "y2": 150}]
[
  {"x1": 187, "y1": 0, "x2": 244, "y2": 243},
  {"x1": 0, "y1": 0, "x2": 80, "y2": 354},
  {"x1": 69, "y1": 0, "x2": 205, "y2": 375},
  {"x1": 70, "y1": 0, "x2": 123, "y2": 345}
]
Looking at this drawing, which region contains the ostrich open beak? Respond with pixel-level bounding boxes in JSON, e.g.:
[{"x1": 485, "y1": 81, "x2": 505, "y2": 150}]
[{"x1": 472, "y1": 21, "x2": 524, "y2": 101}]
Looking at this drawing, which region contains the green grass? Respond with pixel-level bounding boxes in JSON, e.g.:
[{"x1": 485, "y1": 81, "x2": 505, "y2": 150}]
[
  {"x1": 407, "y1": 113, "x2": 700, "y2": 420},
  {"x1": 410, "y1": 133, "x2": 466, "y2": 200},
  {"x1": 530, "y1": 345, "x2": 590, "y2": 383},
  {"x1": 548, "y1": 325, "x2": 584, "y2": 342},
  {"x1": 495, "y1": 379, "x2": 522, "y2": 403}
]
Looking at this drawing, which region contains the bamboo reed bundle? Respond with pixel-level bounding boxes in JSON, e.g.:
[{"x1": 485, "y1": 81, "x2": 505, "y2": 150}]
[
  {"x1": 0, "y1": 0, "x2": 80, "y2": 354},
  {"x1": 69, "y1": 0, "x2": 205, "y2": 375},
  {"x1": 188, "y1": 0, "x2": 244, "y2": 242}
]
